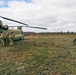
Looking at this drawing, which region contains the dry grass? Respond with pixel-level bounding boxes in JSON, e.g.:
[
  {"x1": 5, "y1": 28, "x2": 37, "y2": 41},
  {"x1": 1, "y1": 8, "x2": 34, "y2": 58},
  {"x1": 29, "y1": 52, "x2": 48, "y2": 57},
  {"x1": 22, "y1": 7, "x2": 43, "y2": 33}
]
[{"x1": 0, "y1": 33, "x2": 76, "y2": 75}]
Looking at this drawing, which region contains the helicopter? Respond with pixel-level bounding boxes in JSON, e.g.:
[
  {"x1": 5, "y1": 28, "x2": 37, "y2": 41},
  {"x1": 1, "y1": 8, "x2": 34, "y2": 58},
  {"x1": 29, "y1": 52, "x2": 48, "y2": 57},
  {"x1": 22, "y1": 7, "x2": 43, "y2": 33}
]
[{"x1": 0, "y1": 16, "x2": 47, "y2": 40}]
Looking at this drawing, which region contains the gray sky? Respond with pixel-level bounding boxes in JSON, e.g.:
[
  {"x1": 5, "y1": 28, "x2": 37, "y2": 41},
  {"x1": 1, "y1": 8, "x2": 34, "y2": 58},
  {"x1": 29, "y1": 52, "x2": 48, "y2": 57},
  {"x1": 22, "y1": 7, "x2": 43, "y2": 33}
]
[{"x1": 0, "y1": 0, "x2": 76, "y2": 32}]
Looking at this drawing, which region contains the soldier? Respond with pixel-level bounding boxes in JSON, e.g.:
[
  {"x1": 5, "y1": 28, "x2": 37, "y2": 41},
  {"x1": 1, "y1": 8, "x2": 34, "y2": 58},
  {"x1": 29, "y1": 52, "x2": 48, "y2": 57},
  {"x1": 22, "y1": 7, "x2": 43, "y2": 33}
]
[
  {"x1": 9, "y1": 32, "x2": 15, "y2": 46},
  {"x1": 0, "y1": 32, "x2": 4, "y2": 46},
  {"x1": 5, "y1": 32, "x2": 9, "y2": 45}
]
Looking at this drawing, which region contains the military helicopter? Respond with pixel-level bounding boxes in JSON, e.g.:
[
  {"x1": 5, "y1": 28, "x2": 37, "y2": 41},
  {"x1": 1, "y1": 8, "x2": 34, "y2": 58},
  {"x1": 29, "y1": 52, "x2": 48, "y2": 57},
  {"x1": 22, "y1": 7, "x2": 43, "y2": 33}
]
[{"x1": 0, "y1": 16, "x2": 47, "y2": 40}]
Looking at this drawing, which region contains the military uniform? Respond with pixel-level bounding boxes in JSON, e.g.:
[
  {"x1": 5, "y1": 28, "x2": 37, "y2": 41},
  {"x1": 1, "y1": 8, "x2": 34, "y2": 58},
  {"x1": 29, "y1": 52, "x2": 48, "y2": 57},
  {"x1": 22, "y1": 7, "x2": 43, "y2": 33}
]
[
  {"x1": 9, "y1": 32, "x2": 15, "y2": 46},
  {"x1": 0, "y1": 33, "x2": 4, "y2": 46},
  {"x1": 5, "y1": 32, "x2": 9, "y2": 45}
]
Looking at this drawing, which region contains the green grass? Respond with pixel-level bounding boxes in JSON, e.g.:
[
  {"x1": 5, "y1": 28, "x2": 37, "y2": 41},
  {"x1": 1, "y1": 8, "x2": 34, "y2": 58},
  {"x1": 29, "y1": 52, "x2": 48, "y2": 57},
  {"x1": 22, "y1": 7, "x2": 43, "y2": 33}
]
[{"x1": 0, "y1": 33, "x2": 76, "y2": 75}]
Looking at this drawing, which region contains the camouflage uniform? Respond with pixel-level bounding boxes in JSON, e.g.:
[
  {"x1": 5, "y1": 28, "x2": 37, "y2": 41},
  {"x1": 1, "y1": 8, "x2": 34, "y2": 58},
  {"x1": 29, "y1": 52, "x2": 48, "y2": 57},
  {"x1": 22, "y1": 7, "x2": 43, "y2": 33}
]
[
  {"x1": 5, "y1": 32, "x2": 9, "y2": 45},
  {"x1": 9, "y1": 32, "x2": 15, "y2": 46},
  {"x1": 0, "y1": 33, "x2": 4, "y2": 46}
]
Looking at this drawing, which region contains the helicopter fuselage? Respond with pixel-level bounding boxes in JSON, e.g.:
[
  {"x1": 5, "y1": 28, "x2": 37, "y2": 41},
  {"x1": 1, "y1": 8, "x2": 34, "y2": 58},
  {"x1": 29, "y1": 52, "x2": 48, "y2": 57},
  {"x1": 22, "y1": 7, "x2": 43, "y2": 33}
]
[{"x1": 0, "y1": 29, "x2": 24, "y2": 41}]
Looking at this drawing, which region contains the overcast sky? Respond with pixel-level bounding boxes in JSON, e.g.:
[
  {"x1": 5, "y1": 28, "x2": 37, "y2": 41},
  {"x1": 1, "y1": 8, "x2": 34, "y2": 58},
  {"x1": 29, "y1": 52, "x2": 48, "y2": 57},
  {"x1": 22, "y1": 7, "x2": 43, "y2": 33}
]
[{"x1": 0, "y1": 0, "x2": 76, "y2": 32}]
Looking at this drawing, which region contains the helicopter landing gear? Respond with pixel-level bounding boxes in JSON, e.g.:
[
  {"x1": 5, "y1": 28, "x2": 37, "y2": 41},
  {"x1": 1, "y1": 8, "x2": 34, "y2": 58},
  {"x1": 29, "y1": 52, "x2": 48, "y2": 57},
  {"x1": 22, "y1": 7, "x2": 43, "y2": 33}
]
[{"x1": 74, "y1": 39, "x2": 76, "y2": 45}]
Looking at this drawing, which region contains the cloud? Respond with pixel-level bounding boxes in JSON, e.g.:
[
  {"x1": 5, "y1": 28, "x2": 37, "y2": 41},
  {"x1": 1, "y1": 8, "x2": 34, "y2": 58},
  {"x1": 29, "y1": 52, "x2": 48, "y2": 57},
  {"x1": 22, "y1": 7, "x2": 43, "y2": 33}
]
[
  {"x1": 0, "y1": 0, "x2": 76, "y2": 32},
  {"x1": 0, "y1": 1, "x2": 5, "y2": 7}
]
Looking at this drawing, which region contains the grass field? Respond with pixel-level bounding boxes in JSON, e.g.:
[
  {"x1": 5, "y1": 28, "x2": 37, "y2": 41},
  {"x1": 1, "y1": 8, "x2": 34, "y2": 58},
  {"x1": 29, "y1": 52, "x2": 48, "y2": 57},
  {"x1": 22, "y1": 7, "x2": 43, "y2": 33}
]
[{"x1": 0, "y1": 33, "x2": 76, "y2": 75}]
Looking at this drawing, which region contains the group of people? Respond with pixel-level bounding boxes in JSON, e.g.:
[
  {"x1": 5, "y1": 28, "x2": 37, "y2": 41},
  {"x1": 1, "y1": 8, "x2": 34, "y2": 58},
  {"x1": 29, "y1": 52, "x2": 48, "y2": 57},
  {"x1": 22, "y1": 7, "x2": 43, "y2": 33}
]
[{"x1": 0, "y1": 32, "x2": 15, "y2": 46}]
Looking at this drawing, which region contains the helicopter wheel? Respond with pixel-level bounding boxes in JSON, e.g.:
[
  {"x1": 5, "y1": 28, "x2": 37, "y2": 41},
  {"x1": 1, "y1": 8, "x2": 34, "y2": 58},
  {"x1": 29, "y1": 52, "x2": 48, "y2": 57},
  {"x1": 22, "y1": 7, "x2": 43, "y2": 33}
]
[{"x1": 74, "y1": 39, "x2": 76, "y2": 45}]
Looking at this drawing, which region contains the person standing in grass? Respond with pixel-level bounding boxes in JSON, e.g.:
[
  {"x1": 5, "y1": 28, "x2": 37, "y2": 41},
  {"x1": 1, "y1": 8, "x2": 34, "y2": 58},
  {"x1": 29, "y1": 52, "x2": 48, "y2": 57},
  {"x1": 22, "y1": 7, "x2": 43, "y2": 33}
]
[
  {"x1": 9, "y1": 32, "x2": 15, "y2": 46},
  {"x1": 0, "y1": 32, "x2": 5, "y2": 46},
  {"x1": 5, "y1": 32, "x2": 9, "y2": 45}
]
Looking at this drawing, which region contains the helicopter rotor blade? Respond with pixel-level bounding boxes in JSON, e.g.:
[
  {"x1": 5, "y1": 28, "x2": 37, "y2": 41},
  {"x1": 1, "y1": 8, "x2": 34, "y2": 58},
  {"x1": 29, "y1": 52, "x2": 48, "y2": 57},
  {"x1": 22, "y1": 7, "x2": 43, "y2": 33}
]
[
  {"x1": 0, "y1": 16, "x2": 47, "y2": 30},
  {"x1": 9, "y1": 26, "x2": 47, "y2": 30},
  {"x1": 27, "y1": 26, "x2": 47, "y2": 30},
  {"x1": 0, "y1": 16, "x2": 28, "y2": 26}
]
